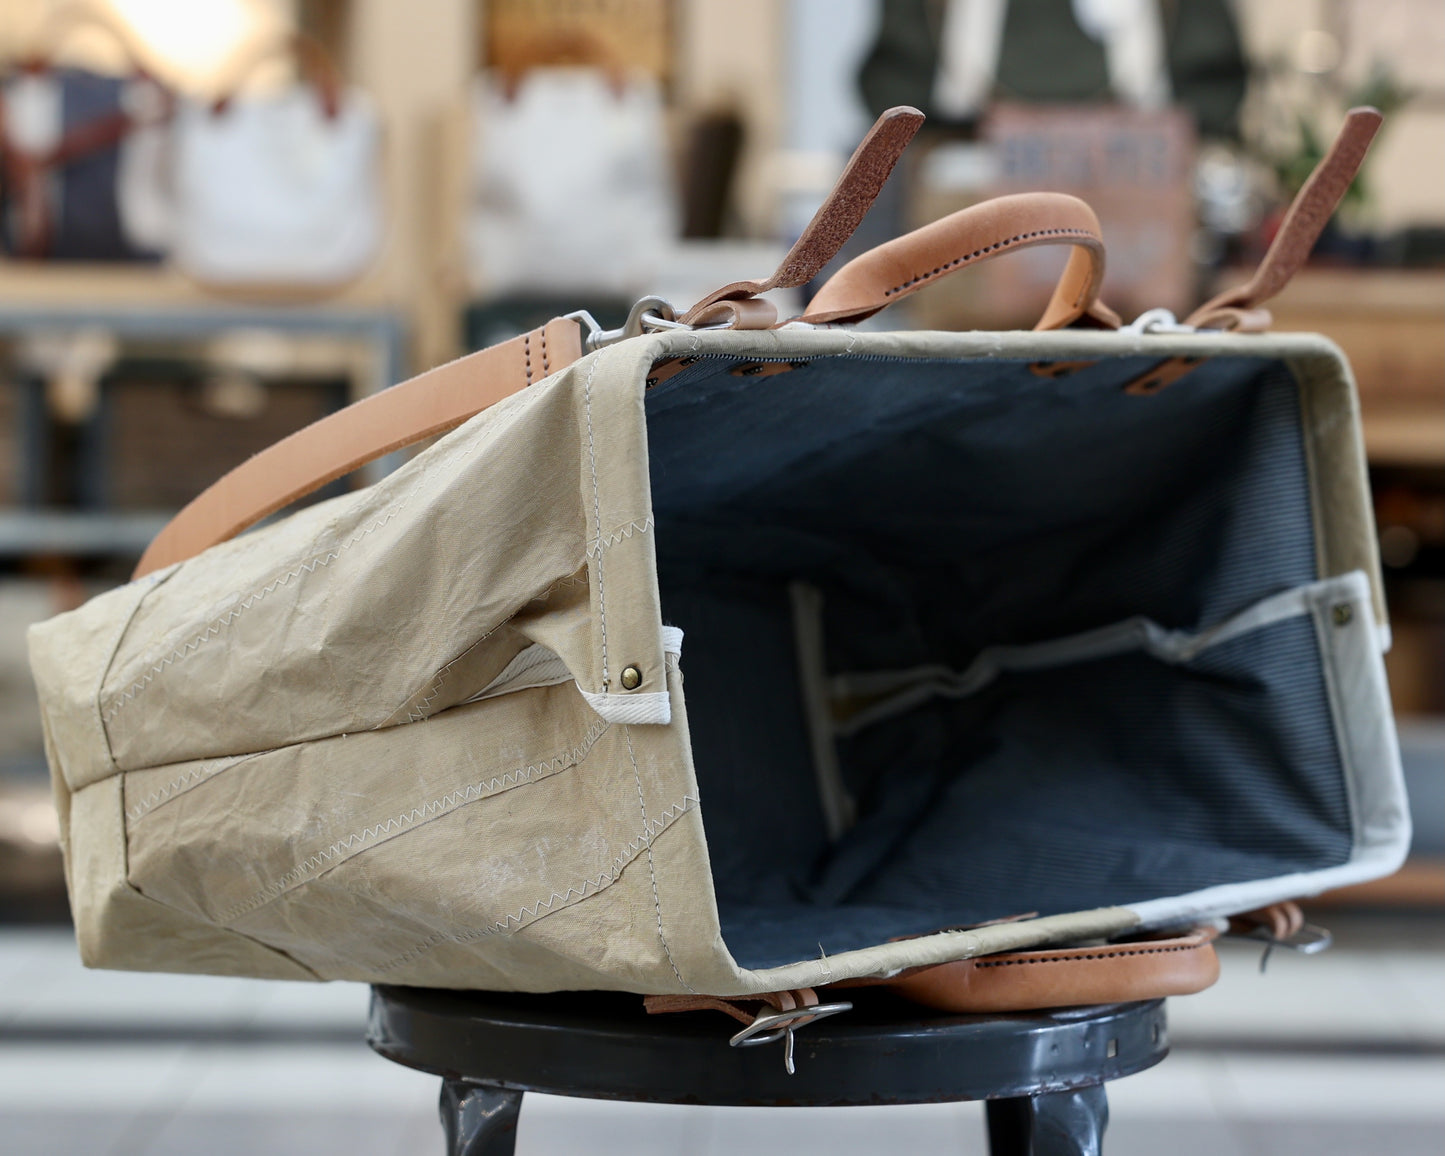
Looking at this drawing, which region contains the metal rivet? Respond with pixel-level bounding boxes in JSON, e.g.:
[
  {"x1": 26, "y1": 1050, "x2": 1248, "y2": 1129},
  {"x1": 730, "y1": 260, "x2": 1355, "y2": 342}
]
[
  {"x1": 620, "y1": 665, "x2": 642, "y2": 690},
  {"x1": 1331, "y1": 603, "x2": 1354, "y2": 627}
]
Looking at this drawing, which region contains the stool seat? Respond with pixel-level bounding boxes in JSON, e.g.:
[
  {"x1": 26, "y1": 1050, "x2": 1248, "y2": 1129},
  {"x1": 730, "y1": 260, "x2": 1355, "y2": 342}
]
[{"x1": 367, "y1": 986, "x2": 1168, "y2": 1155}]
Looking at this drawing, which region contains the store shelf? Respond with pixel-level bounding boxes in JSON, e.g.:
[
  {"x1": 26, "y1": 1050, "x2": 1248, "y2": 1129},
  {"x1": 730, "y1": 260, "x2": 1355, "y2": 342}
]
[
  {"x1": 0, "y1": 511, "x2": 171, "y2": 557},
  {"x1": 1256, "y1": 268, "x2": 1445, "y2": 468}
]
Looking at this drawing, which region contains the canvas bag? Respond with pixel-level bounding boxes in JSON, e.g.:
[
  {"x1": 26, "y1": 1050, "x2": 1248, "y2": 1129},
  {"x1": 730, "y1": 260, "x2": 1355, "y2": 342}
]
[
  {"x1": 170, "y1": 34, "x2": 381, "y2": 288},
  {"x1": 29, "y1": 108, "x2": 1407, "y2": 1022}
]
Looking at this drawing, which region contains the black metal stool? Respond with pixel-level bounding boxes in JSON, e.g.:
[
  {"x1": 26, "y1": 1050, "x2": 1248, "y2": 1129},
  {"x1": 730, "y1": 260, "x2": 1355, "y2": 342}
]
[{"x1": 367, "y1": 985, "x2": 1168, "y2": 1155}]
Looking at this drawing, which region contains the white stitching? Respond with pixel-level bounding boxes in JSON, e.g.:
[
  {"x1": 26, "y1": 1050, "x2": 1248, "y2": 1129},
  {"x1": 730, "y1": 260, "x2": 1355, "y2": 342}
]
[
  {"x1": 103, "y1": 372, "x2": 534, "y2": 726},
  {"x1": 394, "y1": 622, "x2": 503, "y2": 725},
  {"x1": 388, "y1": 564, "x2": 589, "y2": 725},
  {"x1": 588, "y1": 516, "x2": 654, "y2": 559},
  {"x1": 582, "y1": 359, "x2": 609, "y2": 688},
  {"x1": 371, "y1": 793, "x2": 699, "y2": 974},
  {"x1": 217, "y1": 720, "x2": 610, "y2": 924},
  {"x1": 125, "y1": 751, "x2": 268, "y2": 823},
  {"x1": 625, "y1": 725, "x2": 694, "y2": 992},
  {"x1": 102, "y1": 503, "x2": 410, "y2": 723}
]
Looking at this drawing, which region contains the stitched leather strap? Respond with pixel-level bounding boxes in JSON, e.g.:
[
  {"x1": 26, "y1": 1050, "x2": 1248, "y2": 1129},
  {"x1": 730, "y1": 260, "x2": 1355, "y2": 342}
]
[
  {"x1": 133, "y1": 317, "x2": 585, "y2": 577},
  {"x1": 679, "y1": 106, "x2": 925, "y2": 325},
  {"x1": 1187, "y1": 107, "x2": 1382, "y2": 330},
  {"x1": 801, "y1": 191, "x2": 1119, "y2": 330},
  {"x1": 848, "y1": 926, "x2": 1220, "y2": 1014}
]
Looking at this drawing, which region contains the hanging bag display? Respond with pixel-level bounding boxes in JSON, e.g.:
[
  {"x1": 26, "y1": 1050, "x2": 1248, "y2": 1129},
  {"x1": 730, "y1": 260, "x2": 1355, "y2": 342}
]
[
  {"x1": 169, "y1": 33, "x2": 382, "y2": 289},
  {"x1": 30, "y1": 108, "x2": 1406, "y2": 1053},
  {"x1": 0, "y1": 6, "x2": 174, "y2": 261},
  {"x1": 465, "y1": 51, "x2": 678, "y2": 297}
]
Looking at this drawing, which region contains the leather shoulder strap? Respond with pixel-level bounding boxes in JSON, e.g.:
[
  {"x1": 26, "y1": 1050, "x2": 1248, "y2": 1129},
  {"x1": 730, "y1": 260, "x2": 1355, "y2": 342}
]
[
  {"x1": 133, "y1": 318, "x2": 584, "y2": 578},
  {"x1": 1188, "y1": 107, "x2": 1382, "y2": 329}
]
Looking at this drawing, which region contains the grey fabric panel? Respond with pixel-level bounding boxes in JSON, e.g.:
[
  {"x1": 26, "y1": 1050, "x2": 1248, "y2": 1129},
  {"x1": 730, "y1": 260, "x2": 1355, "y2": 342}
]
[{"x1": 648, "y1": 353, "x2": 1348, "y2": 972}]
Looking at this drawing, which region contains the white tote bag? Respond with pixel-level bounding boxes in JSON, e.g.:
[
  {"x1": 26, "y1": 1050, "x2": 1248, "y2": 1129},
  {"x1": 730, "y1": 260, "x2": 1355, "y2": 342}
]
[
  {"x1": 172, "y1": 36, "x2": 381, "y2": 287},
  {"x1": 467, "y1": 67, "x2": 678, "y2": 296}
]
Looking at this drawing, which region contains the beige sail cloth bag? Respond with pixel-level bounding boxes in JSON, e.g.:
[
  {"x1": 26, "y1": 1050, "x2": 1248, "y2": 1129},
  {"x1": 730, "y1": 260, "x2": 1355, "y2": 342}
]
[{"x1": 30, "y1": 109, "x2": 1407, "y2": 1012}]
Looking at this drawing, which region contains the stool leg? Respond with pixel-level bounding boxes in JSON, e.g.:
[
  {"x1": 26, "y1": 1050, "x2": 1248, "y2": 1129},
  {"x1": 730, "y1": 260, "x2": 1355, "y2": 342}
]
[
  {"x1": 985, "y1": 1085, "x2": 1108, "y2": 1156},
  {"x1": 438, "y1": 1079, "x2": 523, "y2": 1156}
]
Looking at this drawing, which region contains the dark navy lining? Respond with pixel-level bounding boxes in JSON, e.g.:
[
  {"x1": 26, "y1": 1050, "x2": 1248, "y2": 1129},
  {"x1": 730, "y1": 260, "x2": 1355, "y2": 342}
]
[{"x1": 646, "y1": 354, "x2": 1351, "y2": 971}]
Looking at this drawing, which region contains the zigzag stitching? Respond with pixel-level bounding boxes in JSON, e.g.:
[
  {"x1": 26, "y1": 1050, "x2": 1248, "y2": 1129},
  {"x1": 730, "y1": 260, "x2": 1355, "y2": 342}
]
[
  {"x1": 395, "y1": 565, "x2": 587, "y2": 725},
  {"x1": 217, "y1": 720, "x2": 611, "y2": 924},
  {"x1": 103, "y1": 504, "x2": 410, "y2": 724},
  {"x1": 401, "y1": 625, "x2": 500, "y2": 725},
  {"x1": 125, "y1": 752, "x2": 262, "y2": 824},
  {"x1": 587, "y1": 516, "x2": 654, "y2": 559},
  {"x1": 372, "y1": 793, "x2": 699, "y2": 974}
]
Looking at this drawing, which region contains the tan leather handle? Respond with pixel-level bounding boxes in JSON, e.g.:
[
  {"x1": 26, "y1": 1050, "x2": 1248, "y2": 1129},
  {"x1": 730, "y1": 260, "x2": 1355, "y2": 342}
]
[
  {"x1": 801, "y1": 192, "x2": 1118, "y2": 330},
  {"x1": 133, "y1": 318, "x2": 584, "y2": 578},
  {"x1": 839, "y1": 926, "x2": 1220, "y2": 1013}
]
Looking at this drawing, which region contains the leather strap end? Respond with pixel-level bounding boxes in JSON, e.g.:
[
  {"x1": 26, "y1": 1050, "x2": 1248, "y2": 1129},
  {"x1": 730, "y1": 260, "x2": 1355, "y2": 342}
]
[
  {"x1": 680, "y1": 105, "x2": 924, "y2": 325},
  {"x1": 687, "y1": 296, "x2": 778, "y2": 330},
  {"x1": 1186, "y1": 107, "x2": 1382, "y2": 328}
]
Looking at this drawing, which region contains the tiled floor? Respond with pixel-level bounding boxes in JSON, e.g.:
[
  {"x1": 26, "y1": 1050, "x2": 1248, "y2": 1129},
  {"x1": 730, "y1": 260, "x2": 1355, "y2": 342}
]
[{"x1": 1, "y1": 917, "x2": 1442, "y2": 1155}]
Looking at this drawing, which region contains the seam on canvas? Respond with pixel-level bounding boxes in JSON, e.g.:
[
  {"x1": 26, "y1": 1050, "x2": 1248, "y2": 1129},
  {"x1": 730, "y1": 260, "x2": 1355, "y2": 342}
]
[
  {"x1": 394, "y1": 622, "x2": 504, "y2": 726},
  {"x1": 588, "y1": 516, "x2": 654, "y2": 559},
  {"x1": 102, "y1": 503, "x2": 411, "y2": 724},
  {"x1": 626, "y1": 725, "x2": 694, "y2": 993},
  {"x1": 883, "y1": 228, "x2": 1093, "y2": 296},
  {"x1": 217, "y1": 719, "x2": 612, "y2": 925},
  {"x1": 530, "y1": 570, "x2": 588, "y2": 601},
  {"x1": 125, "y1": 750, "x2": 271, "y2": 824},
  {"x1": 387, "y1": 563, "x2": 589, "y2": 725},
  {"x1": 582, "y1": 358, "x2": 609, "y2": 689},
  {"x1": 371, "y1": 793, "x2": 699, "y2": 974},
  {"x1": 93, "y1": 569, "x2": 171, "y2": 771}
]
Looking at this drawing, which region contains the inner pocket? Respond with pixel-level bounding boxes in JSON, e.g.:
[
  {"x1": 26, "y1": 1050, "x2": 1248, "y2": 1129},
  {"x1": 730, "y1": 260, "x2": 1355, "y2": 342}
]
[{"x1": 808, "y1": 576, "x2": 1358, "y2": 920}]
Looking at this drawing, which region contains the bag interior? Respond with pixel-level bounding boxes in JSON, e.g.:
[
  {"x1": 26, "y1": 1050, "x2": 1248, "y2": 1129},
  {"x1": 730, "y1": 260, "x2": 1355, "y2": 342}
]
[{"x1": 646, "y1": 351, "x2": 1356, "y2": 972}]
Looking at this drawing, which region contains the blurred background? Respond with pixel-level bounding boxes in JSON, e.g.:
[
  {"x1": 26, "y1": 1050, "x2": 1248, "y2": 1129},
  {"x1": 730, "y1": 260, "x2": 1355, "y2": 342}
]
[{"x1": 0, "y1": 1, "x2": 1440, "y2": 1153}]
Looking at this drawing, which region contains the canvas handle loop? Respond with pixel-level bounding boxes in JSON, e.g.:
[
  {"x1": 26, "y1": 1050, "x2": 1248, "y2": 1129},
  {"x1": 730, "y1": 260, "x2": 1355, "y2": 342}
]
[
  {"x1": 801, "y1": 192, "x2": 1119, "y2": 330},
  {"x1": 132, "y1": 317, "x2": 586, "y2": 578}
]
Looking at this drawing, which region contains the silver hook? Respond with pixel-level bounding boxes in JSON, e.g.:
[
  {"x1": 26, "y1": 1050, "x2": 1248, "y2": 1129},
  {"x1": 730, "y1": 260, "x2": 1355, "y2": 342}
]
[
  {"x1": 728, "y1": 1000, "x2": 851, "y2": 1075},
  {"x1": 567, "y1": 296, "x2": 678, "y2": 352}
]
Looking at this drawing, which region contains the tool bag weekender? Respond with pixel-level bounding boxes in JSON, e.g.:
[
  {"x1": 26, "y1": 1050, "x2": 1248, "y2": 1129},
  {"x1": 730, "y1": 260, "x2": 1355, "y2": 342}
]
[{"x1": 30, "y1": 109, "x2": 1408, "y2": 1008}]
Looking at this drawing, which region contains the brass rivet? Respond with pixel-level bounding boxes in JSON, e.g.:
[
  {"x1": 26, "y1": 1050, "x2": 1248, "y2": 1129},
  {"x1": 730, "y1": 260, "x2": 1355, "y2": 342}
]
[
  {"x1": 1332, "y1": 603, "x2": 1354, "y2": 627},
  {"x1": 620, "y1": 665, "x2": 642, "y2": 690}
]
